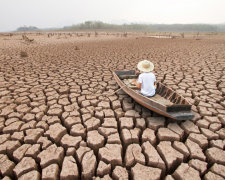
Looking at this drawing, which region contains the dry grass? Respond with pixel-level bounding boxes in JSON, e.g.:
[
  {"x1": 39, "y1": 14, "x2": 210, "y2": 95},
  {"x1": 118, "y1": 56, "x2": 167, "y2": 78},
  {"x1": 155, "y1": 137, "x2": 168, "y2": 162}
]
[
  {"x1": 75, "y1": 46, "x2": 79, "y2": 50},
  {"x1": 20, "y1": 51, "x2": 28, "y2": 57}
]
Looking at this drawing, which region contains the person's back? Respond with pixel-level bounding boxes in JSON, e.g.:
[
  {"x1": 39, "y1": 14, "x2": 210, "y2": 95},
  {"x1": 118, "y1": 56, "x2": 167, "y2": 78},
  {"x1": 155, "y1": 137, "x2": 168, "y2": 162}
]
[
  {"x1": 138, "y1": 72, "x2": 156, "y2": 96},
  {"x1": 133, "y1": 59, "x2": 156, "y2": 97}
]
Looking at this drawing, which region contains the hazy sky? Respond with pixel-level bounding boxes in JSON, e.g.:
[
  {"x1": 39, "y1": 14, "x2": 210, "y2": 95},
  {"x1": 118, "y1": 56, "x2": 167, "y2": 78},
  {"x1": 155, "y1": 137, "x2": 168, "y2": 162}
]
[{"x1": 0, "y1": 0, "x2": 225, "y2": 32}]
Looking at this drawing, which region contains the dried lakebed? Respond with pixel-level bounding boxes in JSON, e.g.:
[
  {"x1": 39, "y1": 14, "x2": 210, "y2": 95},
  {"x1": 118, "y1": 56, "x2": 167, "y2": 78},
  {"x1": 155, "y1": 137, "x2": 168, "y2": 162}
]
[{"x1": 0, "y1": 34, "x2": 225, "y2": 180}]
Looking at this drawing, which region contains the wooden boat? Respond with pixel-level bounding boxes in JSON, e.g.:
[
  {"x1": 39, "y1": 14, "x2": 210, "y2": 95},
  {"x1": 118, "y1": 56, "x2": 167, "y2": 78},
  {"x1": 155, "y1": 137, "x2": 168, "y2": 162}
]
[{"x1": 113, "y1": 70, "x2": 194, "y2": 120}]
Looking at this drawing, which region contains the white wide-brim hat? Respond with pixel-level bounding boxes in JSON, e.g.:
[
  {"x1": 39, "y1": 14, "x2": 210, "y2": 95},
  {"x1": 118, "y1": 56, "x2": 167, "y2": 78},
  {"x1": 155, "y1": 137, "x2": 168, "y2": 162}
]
[{"x1": 137, "y1": 60, "x2": 154, "y2": 72}]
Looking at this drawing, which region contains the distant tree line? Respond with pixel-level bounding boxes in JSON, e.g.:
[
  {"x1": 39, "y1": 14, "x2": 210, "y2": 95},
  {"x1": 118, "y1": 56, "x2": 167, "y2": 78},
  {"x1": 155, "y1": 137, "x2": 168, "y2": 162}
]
[
  {"x1": 16, "y1": 21, "x2": 225, "y2": 32},
  {"x1": 17, "y1": 26, "x2": 39, "y2": 32},
  {"x1": 63, "y1": 21, "x2": 225, "y2": 32}
]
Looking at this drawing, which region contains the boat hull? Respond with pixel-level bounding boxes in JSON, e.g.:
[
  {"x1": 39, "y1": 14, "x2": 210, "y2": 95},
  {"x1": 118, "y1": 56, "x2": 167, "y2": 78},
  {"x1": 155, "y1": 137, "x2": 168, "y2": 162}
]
[{"x1": 114, "y1": 71, "x2": 194, "y2": 120}]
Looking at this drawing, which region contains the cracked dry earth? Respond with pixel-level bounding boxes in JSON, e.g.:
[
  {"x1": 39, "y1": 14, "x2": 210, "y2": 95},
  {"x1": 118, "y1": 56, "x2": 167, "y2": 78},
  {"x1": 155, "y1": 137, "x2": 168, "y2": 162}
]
[{"x1": 0, "y1": 34, "x2": 225, "y2": 180}]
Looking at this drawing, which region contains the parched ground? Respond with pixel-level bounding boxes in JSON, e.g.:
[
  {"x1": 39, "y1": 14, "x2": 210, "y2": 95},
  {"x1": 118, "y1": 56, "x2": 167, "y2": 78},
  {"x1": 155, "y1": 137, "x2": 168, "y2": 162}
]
[{"x1": 0, "y1": 33, "x2": 225, "y2": 180}]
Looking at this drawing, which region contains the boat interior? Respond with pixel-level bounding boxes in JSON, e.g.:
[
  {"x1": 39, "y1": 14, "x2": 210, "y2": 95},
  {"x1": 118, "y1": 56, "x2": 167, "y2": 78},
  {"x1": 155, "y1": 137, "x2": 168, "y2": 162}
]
[{"x1": 118, "y1": 73, "x2": 189, "y2": 107}]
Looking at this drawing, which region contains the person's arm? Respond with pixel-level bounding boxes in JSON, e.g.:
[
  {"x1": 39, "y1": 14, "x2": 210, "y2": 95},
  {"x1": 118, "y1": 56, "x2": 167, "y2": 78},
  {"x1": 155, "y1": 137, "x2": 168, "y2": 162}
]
[
  {"x1": 153, "y1": 74, "x2": 157, "y2": 88},
  {"x1": 133, "y1": 79, "x2": 141, "y2": 89}
]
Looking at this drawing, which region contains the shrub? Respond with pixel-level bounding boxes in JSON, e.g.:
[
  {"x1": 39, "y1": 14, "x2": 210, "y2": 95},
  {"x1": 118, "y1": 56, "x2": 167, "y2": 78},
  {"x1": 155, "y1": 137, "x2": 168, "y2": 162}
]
[{"x1": 20, "y1": 51, "x2": 28, "y2": 57}]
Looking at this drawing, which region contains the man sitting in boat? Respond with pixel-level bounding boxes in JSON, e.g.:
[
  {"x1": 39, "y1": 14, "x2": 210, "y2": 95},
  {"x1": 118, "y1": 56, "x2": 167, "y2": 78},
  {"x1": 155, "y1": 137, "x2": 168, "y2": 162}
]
[{"x1": 133, "y1": 60, "x2": 156, "y2": 97}]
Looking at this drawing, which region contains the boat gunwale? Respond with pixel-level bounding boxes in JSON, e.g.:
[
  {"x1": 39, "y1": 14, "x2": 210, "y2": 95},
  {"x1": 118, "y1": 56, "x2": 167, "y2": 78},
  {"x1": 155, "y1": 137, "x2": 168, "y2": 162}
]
[
  {"x1": 113, "y1": 70, "x2": 192, "y2": 110},
  {"x1": 113, "y1": 70, "x2": 194, "y2": 120}
]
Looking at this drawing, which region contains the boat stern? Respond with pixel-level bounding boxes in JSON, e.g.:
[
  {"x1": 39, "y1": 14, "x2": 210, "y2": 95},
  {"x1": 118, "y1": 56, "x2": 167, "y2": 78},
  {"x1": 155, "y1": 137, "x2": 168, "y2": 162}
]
[{"x1": 169, "y1": 111, "x2": 195, "y2": 121}]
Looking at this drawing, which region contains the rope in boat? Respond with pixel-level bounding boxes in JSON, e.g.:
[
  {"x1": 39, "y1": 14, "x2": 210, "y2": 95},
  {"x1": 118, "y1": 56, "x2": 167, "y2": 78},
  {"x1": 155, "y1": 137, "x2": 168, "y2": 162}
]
[{"x1": 93, "y1": 84, "x2": 127, "y2": 98}]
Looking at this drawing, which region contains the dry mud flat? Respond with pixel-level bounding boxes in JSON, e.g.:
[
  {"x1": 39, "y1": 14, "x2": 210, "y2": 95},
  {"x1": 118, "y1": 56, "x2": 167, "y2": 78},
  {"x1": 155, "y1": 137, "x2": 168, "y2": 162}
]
[{"x1": 0, "y1": 34, "x2": 225, "y2": 180}]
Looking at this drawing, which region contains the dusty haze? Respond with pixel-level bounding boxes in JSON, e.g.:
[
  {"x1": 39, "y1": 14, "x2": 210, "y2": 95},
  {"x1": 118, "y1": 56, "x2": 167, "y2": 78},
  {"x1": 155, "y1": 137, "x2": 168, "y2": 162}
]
[{"x1": 0, "y1": 0, "x2": 225, "y2": 32}]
